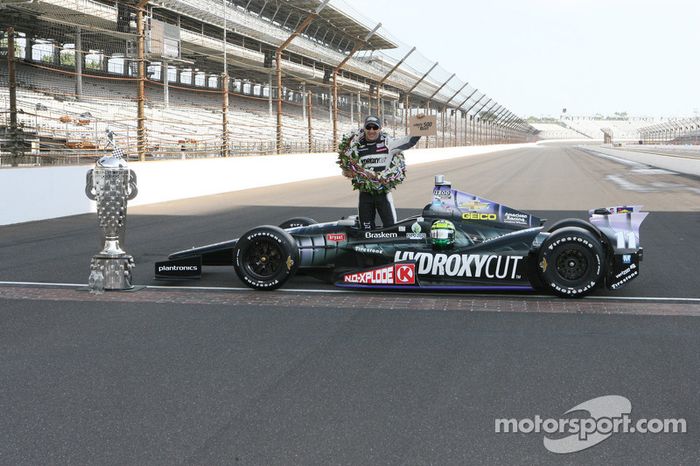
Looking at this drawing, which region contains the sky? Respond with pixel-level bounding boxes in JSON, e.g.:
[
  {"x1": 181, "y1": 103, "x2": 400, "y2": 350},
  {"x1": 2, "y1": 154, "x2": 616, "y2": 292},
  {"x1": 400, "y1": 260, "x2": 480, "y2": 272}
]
[{"x1": 342, "y1": 0, "x2": 700, "y2": 118}]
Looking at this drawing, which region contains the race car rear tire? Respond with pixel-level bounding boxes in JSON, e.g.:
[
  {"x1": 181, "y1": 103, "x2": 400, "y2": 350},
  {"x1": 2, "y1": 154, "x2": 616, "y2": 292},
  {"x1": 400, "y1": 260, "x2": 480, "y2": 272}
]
[
  {"x1": 233, "y1": 226, "x2": 299, "y2": 290},
  {"x1": 278, "y1": 217, "x2": 317, "y2": 229},
  {"x1": 538, "y1": 227, "x2": 605, "y2": 298},
  {"x1": 547, "y1": 218, "x2": 602, "y2": 239}
]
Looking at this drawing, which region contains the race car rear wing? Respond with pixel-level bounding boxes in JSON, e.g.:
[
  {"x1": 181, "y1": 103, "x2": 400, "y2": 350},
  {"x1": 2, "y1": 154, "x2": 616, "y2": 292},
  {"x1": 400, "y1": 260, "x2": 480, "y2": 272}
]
[
  {"x1": 588, "y1": 205, "x2": 648, "y2": 251},
  {"x1": 589, "y1": 205, "x2": 649, "y2": 290}
]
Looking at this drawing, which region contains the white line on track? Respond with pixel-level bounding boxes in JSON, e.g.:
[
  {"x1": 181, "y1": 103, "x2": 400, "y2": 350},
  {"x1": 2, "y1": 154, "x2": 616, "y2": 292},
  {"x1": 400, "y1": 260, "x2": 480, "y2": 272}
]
[
  {"x1": 1, "y1": 280, "x2": 699, "y2": 303},
  {"x1": 578, "y1": 146, "x2": 649, "y2": 168}
]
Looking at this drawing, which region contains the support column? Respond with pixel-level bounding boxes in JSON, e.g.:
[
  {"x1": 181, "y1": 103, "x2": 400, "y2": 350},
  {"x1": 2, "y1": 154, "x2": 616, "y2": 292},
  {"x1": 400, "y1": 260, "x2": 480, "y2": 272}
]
[
  {"x1": 441, "y1": 109, "x2": 445, "y2": 147},
  {"x1": 301, "y1": 82, "x2": 306, "y2": 120},
  {"x1": 350, "y1": 92, "x2": 354, "y2": 125},
  {"x1": 307, "y1": 90, "x2": 313, "y2": 152},
  {"x1": 275, "y1": 2, "x2": 329, "y2": 154},
  {"x1": 454, "y1": 110, "x2": 458, "y2": 147},
  {"x1": 425, "y1": 101, "x2": 430, "y2": 148},
  {"x1": 275, "y1": 50, "x2": 282, "y2": 153},
  {"x1": 332, "y1": 71, "x2": 338, "y2": 149},
  {"x1": 162, "y1": 60, "x2": 169, "y2": 107},
  {"x1": 268, "y1": 72, "x2": 273, "y2": 117},
  {"x1": 25, "y1": 34, "x2": 33, "y2": 62},
  {"x1": 136, "y1": 1, "x2": 149, "y2": 162},
  {"x1": 470, "y1": 115, "x2": 475, "y2": 145},
  {"x1": 53, "y1": 40, "x2": 60, "y2": 65},
  {"x1": 222, "y1": 72, "x2": 229, "y2": 157},
  {"x1": 404, "y1": 94, "x2": 409, "y2": 135},
  {"x1": 463, "y1": 112, "x2": 468, "y2": 145},
  {"x1": 6, "y1": 27, "x2": 19, "y2": 166},
  {"x1": 328, "y1": 91, "x2": 332, "y2": 128},
  {"x1": 75, "y1": 27, "x2": 83, "y2": 100}
]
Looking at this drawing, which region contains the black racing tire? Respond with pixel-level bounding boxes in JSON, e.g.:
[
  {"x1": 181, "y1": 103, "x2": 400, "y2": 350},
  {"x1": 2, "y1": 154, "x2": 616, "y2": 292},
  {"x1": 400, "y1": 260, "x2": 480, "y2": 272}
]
[
  {"x1": 233, "y1": 226, "x2": 299, "y2": 290},
  {"x1": 548, "y1": 218, "x2": 601, "y2": 239},
  {"x1": 538, "y1": 227, "x2": 605, "y2": 298},
  {"x1": 278, "y1": 217, "x2": 317, "y2": 229}
]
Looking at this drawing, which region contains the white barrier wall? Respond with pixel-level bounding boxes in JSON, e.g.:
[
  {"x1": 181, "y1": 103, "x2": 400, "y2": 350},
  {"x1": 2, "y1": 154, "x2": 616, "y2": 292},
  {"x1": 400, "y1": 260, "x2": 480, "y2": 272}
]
[{"x1": 0, "y1": 143, "x2": 534, "y2": 225}]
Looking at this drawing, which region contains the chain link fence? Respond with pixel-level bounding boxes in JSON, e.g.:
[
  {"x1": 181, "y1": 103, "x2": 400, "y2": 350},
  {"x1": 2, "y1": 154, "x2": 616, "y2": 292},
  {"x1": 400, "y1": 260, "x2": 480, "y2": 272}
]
[{"x1": 0, "y1": 0, "x2": 537, "y2": 167}]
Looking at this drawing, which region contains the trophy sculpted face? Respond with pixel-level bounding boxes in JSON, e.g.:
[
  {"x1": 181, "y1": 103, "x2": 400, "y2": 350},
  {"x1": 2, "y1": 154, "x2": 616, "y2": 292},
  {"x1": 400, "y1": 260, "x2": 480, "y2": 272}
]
[{"x1": 94, "y1": 168, "x2": 130, "y2": 238}]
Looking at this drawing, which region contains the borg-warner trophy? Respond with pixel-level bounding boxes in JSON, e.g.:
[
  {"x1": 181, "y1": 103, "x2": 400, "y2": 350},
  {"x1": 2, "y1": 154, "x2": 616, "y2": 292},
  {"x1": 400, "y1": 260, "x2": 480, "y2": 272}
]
[{"x1": 85, "y1": 130, "x2": 138, "y2": 291}]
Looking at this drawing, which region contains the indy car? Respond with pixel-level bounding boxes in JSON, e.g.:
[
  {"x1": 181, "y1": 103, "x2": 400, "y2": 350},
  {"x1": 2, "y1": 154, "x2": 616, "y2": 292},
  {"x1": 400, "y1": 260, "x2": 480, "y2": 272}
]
[{"x1": 156, "y1": 175, "x2": 648, "y2": 298}]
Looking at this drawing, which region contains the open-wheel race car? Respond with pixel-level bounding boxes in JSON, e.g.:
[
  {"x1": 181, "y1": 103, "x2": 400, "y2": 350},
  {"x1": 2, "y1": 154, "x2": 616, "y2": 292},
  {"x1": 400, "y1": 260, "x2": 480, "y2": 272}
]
[{"x1": 156, "y1": 175, "x2": 648, "y2": 298}]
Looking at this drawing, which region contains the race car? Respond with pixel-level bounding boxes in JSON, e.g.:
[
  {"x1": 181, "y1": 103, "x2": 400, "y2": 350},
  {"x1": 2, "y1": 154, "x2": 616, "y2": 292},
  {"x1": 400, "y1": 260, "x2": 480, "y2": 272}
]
[{"x1": 156, "y1": 175, "x2": 648, "y2": 297}]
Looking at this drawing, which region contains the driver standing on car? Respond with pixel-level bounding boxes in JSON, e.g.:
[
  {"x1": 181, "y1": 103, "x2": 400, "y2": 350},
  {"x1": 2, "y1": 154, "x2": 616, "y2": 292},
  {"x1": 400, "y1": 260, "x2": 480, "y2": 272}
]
[{"x1": 353, "y1": 116, "x2": 420, "y2": 230}]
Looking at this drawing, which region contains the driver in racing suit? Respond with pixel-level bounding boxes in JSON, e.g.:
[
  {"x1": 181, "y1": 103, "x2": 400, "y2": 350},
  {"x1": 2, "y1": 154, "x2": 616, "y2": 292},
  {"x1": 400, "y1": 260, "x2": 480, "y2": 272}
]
[{"x1": 354, "y1": 116, "x2": 420, "y2": 230}]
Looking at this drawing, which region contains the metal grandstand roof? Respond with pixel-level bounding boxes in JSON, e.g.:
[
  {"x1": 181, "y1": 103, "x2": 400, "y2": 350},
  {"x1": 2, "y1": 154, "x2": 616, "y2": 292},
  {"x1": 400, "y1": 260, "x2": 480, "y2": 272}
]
[
  {"x1": 0, "y1": 0, "x2": 121, "y2": 34},
  {"x1": 278, "y1": 0, "x2": 398, "y2": 50},
  {"x1": 230, "y1": 0, "x2": 396, "y2": 51}
]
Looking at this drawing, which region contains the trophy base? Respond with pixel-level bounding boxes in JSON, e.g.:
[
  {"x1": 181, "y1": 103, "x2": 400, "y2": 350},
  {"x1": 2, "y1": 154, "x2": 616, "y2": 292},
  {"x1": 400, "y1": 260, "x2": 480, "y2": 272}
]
[{"x1": 89, "y1": 255, "x2": 135, "y2": 291}]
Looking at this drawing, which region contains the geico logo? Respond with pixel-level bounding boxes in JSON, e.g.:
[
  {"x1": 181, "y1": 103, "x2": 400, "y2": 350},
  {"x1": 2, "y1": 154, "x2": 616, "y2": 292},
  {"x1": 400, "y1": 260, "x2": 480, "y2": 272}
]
[
  {"x1": 365, "y1": 232, "x2": 398, "y2": 239},
  {"x1": 158, "y1": 265, "x2": 199, "y2": 272},
  {"x1": 394, "y1": 251, "x2": 523, "y2": 279},
  {"x1": 343, "y1": 266, "x2": 394, "y2": 284},
  {"x1": 462, "y1": 212, "x2": 497, "y2": 221}
]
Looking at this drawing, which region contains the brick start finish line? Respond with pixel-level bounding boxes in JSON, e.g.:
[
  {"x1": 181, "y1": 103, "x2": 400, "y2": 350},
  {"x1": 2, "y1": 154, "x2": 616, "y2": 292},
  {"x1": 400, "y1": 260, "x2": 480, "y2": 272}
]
[{"x1": 1, "y1": 285, "x2": 699, "y2": 317}]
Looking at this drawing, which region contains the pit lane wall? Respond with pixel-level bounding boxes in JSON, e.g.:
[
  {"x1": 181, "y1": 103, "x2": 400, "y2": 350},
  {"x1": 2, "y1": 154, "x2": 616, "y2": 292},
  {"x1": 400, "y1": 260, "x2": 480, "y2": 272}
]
[{"x1": 0, "y1": 143, "x2": 535, "y2": 225}]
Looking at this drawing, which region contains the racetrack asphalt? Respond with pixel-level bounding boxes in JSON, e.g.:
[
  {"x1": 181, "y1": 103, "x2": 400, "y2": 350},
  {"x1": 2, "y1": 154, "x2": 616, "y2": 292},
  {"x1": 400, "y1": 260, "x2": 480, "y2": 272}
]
[{"x1": 1, "y1": 143, "x2": 699, "y2": 464}]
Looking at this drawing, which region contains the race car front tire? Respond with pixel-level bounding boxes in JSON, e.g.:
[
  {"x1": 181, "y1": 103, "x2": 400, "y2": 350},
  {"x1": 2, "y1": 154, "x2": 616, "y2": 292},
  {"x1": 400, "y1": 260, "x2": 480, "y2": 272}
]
[
  {"x1": 537, "y1": 227, "x2": 605, "y2": 298},
  {"x1": 278, "y1": 217, "x2": 317, "y2": 229},
  {"x1": 233, "y1": 226, "x2": 299, "y2": 290}
]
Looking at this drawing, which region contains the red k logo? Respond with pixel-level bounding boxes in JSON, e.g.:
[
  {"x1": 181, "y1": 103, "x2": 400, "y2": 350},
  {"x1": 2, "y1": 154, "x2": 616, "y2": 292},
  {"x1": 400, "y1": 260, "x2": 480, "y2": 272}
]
[{"x1": 394, "y1": 264, "x2": 416, "y2": 285}]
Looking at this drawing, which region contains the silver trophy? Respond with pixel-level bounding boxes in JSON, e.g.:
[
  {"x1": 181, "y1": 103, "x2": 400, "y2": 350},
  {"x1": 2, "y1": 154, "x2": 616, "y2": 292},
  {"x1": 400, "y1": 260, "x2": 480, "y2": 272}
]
[{"x1": 85, "y1": 130, "x2": 138, "y2": 291}]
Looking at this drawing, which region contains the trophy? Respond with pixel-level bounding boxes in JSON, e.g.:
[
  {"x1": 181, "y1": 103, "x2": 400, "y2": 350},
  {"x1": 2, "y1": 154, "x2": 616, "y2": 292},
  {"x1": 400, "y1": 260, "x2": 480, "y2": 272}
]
[{"x1": 85, "y1": 130, "x2": 138, "y2": 291}]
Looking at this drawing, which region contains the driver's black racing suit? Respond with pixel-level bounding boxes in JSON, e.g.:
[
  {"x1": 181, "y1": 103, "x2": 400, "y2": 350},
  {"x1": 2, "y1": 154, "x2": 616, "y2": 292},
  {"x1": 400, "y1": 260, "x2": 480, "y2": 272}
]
[{"x1": 356, "y1": 132, "x2": 420, "y2": 230}]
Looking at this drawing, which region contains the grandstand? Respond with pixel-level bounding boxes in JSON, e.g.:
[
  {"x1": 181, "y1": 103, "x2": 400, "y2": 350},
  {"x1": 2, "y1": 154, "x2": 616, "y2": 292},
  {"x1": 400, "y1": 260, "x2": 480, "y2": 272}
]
[
  {"x1": 529, "y1": 122, "x2": 585, "y2": 140},
  {"x1": 561, "y1": 116, "x2": 657, "y2": 141},
  {"x1": 0, "y1": 0, "x2": 537, "y2": 166},
  {"x1": 638, "y1": 118, "x2": 700, "y2": 145}
]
